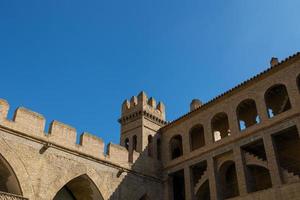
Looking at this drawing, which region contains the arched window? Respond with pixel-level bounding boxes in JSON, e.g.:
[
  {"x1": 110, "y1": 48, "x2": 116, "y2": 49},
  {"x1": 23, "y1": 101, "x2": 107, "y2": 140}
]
[
  {"x1": 265, "y1": 84, "x2": 291, "y2": 118},
  {"x1": 132, "y1": 135, "x2": 137, "y2": 151},
  {"x1": 124, "y1": 138, "x2": 129, "y2": 150},
  {"x1": 189, "y1": 125, "x2": 205, "y2": 151},
  {"x1": 219, "y1": 161, "x2": 239, "y2": 199},
  {"x1": 211, "y1": 113, "x2": 230, "y2": 142},
  {"x1": 237, "y1": 99, "x2": 260, "y2": 130},
  {"x1": 170, "y1": 135, "x2": 183, "y2": 160},
  {"x1": 148, "y1": 135, "x2": 153, "y2": 157},
  {"x1": 157, "y1": 138, "x2": 161, "y2": 160},
  {"x1": 0, "y1": 154, "x2": 22, "y2": 195},
  {"x1": 54, "y1": 174, "x2": 104, "y2": 200}
]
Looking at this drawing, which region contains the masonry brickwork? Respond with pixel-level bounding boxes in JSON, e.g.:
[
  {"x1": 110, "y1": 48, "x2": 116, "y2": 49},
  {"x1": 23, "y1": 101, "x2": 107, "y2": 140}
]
[{"x1": 0, "y1": 52, "x2": 300, "y2": 200}]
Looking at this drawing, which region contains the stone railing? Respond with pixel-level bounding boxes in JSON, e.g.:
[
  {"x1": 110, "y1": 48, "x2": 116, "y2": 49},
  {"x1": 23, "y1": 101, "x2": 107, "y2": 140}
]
[{"x1": 0, "y1": 191, "x2": 28, "y2": 200}]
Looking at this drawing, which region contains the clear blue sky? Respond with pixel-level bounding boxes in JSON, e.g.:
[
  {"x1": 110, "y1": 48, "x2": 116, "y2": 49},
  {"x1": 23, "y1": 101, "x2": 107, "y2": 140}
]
[{"x1": 0, "y1": 1, "x2": 299, "y2": 145}]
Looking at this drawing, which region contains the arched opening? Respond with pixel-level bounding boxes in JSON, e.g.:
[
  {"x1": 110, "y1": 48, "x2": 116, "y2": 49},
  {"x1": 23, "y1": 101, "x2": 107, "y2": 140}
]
[
  {"x1": 195, "y1": 180, "x2": 210, "y2": 200},
  {"x1": 189, "y1": 125, "x2": 205, "y2": 151},
  {"x1": 157, "y1": 138, "x2": 161, "y2": 160},
  {"x1": 132, "y1": 135, "x2": 137, "y2": 151},
  {"x1": 139, "y1": 194, "x2": 150, "y2": 200},
  {"x1": 219, "y1": 161, "x2": 239, "y2": 199},
  {"x1": 236, "y1": 99, "x2": 260, "y2": 130},
  {"x1": 170, "y1": 170, "x2": 185, "y2": 200},
  {"x1": 170, "y1": 135, "x2": 183, "y2": 160},
  {"x1": 247, "y1": 165, "x2": 272, "y2": 193},
  {"x1": 148, "y1": 135, "x2": 153, "y2": 157},
  {"x1": 53, "y1": 174, "x2": 104, "y2": 200},
  {"x1": 0, "y1": 154, "x2": 22, "y2": 196},
  {"x1": 211, "y1": 113, "x2": 230, "y2": 142},
  {"x1": 124, "y1": 138, "x2": 129, "y2": 150},
  {"x1": 265, "y1": 84, "x2": 291, "y2": 118}
]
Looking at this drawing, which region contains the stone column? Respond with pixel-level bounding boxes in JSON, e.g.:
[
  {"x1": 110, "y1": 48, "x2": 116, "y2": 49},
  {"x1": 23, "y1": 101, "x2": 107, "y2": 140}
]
[
  {"x1": 286, "y1": 80, "x2": 300, "y2": 111},
  {"x1": 256, "y1": 93, "x2": 269, "y2": 122},
  {"x1": 184, "y1": 166, "x2": 193, "y2": 200},
  {"x1": 227, "y1": 107, "x2": 239, "y2": 137},
  {"x1": 207, "y1": 157, "x2": 218, "y2": 200},
  {"x1": 204, "y1": 121, "x2": 213, "y2": 145},
  {"x1": 233, "y1": 146, "x2": 248, "y2": 196},
  {"x1": 263, "y1": 134, "x2": 282, "y2": 186}
]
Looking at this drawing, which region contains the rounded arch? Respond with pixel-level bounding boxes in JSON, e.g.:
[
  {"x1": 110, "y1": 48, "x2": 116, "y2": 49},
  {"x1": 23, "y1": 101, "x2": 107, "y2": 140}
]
[
  {"x1": 211, "y1": 112, "x2": 230, "y2": 142},
  {"x1": 264, "y1": 84, "x2": 291, "y2": 118},
  {"x1": 169, "y1": 135, "x2": 183, "y2": 160},
  {"x1": 148, "y1": 135, "x2": 153, "y2": 157},
  {"x1": 48, "y1": 168, "x2": 106, "y2": 200},
  {"x1": 246, "y1": 164, "x2": 272, "y2": 192},
  {"x1": 195, "y1": 180, "x2": 210, "y2": 200},
  {"x1": 236, "y1": 99, "x2": 259, "y2": 130},
  {"x1": 189, "y1": 124, "x2": 205, "y2": 151},
  {"x1": 0, "y1": 138, "x2": 34, "y2": 199},
  {"x1": 218, "y1": 160, "x2": 239, "y2": 199}
]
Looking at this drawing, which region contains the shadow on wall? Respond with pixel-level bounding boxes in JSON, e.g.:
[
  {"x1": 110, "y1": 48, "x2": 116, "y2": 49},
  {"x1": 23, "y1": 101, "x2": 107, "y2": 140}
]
[{"x1": 107, "y1": 142, "x2": 163, "y2": 200}]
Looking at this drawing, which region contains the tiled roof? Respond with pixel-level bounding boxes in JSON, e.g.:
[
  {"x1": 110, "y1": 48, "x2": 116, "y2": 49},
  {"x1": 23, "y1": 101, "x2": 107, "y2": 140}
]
[{"x1": 160, "y1": 52, "x2": 300, "y2": 132}]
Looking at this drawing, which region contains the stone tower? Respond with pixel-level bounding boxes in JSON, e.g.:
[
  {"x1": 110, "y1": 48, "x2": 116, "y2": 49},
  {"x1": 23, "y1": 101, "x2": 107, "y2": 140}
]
[{"x1": 119, "y1": 91, "x2": 167, "y2": 156}]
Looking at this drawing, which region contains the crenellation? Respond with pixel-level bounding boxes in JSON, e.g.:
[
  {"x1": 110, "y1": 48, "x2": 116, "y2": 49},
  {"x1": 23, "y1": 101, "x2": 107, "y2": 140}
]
[
  {"x1": 0, "y1": 53, "x2": 299, "y2": 200},
  {"x1": 130, "y1": 96, "x2": 138, "y2": 108},
  {"x1": 106, "y1": 142, "x2": 130, "y2": 166},
  {"x1": 148, "y1": 97, "x2": 156, "y2": 108},
  {"x1": 13, "y1": 107, "x2": 46, "y2": 136},
  {"x1": 156, "y1": 102, "x2": 165, "y2": 118},
  {"x1": 122, "y1": 100, "x2": 130, "y2": 113},
  {"x1": 48, "y1": 120, "x2": 77, "y2": 147},
  {"x1": 121, "y1": 91, "x2": 166, "y2": 122},
  {"x1": 137, "y1": 91, "x2": 148, "y2": 105},
  {"x1": 0, "y1": 99, "x2": 9, "y2": 120},
  {"x1": 80, "y1": 132, "x2": 105, "y2": 159}
]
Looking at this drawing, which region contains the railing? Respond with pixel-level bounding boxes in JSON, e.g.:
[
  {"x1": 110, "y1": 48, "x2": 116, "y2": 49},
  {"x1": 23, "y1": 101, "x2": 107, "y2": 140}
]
[{"x1": 0, "y1": 191, "x2": 28, "y2": 200}]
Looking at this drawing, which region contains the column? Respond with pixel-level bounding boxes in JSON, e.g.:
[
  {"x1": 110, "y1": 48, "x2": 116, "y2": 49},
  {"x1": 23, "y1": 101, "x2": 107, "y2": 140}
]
[
  {"x1": 207, "y1": 157, "x2": 219, "y2": 200},
  {"x1": 256, "y1": 93, "x2": 269, "y2": 122},
  {"x1": 227, "y1": 108, "x2": 239, "y2": 136},
  {"x1": 263, "y1": 134, "x2": 282, "y2": 186},
  {"x1": 184, "y1": 166, "x2": 193, "y2": 200},
  {"x1": 233, "y1": 146, "x2": 248, "y2": 195}
]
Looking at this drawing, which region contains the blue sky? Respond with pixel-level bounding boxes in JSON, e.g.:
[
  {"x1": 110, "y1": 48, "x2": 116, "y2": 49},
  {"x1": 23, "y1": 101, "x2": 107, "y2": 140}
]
[{"x1": 0, "y1": 0, "x2": 299, "y2": 145}]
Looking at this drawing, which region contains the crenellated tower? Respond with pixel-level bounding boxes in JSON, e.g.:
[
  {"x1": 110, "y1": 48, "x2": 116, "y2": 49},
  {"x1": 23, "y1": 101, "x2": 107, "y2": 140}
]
[{"x1": 119, "y1": 91, "x2": 167, "y2": 155}]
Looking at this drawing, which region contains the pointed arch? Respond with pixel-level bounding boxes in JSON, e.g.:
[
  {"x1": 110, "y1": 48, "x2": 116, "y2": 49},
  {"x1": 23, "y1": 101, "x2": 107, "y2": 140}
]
[
  {"x1": 53, "y1": 174, "x2": 104, "y2": 200},
  {"x1": 0, "y1": 154, "x2": 22, "y2": 195},
  {"x1": 0, "y1": 137, "x2": 34, "y2": 199},
  {"x1": 48, "y1": 168, "x2": 107, "y2": 200}
]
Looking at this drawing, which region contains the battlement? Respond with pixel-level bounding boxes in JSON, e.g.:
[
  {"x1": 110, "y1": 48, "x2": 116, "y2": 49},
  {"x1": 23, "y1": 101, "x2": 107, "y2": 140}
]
[
  {"x1": 120, "y1": 91, "x2": 166, "y2": 124},
  {"x1": 0, "y1": 98, "x2": 161, "y2": 175}
]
